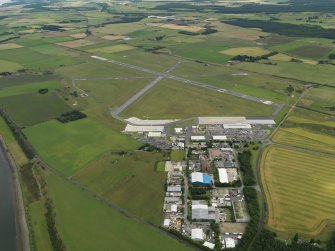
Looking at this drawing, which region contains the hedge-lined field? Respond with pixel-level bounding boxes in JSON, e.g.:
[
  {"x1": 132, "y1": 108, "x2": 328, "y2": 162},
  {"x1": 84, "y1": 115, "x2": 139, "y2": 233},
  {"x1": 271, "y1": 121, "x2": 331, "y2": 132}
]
[{"x1": 261, "y1": 146, "x2": 335, "y2": 239}]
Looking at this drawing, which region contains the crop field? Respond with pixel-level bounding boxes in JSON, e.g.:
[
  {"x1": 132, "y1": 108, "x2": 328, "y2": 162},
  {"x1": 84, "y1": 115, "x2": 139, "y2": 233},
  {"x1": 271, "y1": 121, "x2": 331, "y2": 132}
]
[
  {"x1": 0, "y1": 59, "x2": 23, "y2": 72},
  {"x1": 268, "y1": 53, "x2": 318, "y2": 65},
  {"x1": 0, "y1": 47, "x2": 80, "y2": 70},
  {"x1": 220, "y1": 47, "x2": 270, "y2": 57},
  {"x1": 0, "y1": 92, "x2": 72, "y2": 126},
  {"x1": 121, "y1": 78, "x2": 274, "y2": 119},
  {"x1": 56, "y1": 39, "x2": 96, "y2": 48},
  {"x1": 56, "y1": 59, "x2": 150, "y2": 79},
  {"x1": 46, "y1": 173, "x2": 191, "y2": 251},
  {"x1": 288, "y1": 44, "x2": 331, "y2": 60},
  {"x1": 88, "y1": 44, "x2": 135, "y2": 54},
  {"x1": 261, "y1": 146, "x2": 335, "y2": 239},
  {"x1": 299, "y1": 86, "x2": 335, "y2": 115},
  {"x1": 91, "y1": 23, "x2": 146, "y2": 35},
  {"x1": 109, "y1": 49, "x2": 180, "y2": 72},
  {"x1": 233, "y1": 61, "x2": 335, "y2": 86},
  {"x1": 269, "y1": 38, "x2": 334, "y2": 60},
  {"x1": 74, "y1": 151, "x2": 166, "y2": 225},
  {"x1": 0, "y1": 43, "x2": 23, "y2": 50},
  {"x1": 171, "y1": 61, "x2": 297, "y2": 103},
  {"x1": 272, "y1": 128, "x2": 335, "y2": 154},
  {"x1": 24, "y1": 119, "x2": 141, "y2": 176}
]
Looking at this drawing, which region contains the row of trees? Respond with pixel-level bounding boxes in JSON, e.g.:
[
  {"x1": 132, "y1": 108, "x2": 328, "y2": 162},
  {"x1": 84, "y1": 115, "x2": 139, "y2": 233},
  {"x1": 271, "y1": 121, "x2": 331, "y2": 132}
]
[
  {"x1": 0, "y1": 109, "x2": 36, "y2": 159},
  {"x1": 56, "y1": 110, "x2": 87, "y2": 123}
]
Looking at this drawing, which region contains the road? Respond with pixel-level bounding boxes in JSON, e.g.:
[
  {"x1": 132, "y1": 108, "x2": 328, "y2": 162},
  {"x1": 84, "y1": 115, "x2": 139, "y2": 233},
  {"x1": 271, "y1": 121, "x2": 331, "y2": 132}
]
[
  {"x1": 248, "y1": 90, "x2": 307, "y2": 250},
  {"x1": 91, "y1": 56, "x2": 283, "y2": 118}
]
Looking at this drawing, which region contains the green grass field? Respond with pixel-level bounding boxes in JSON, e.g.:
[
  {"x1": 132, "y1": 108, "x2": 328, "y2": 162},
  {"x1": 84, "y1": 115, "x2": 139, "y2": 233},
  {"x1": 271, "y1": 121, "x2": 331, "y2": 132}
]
[
  {"x1": 0, "y1": 80, "x2": 62, "y2": 98},
  {"x1": 46, "y1": 173, "x2": 191, "y2": 251},
  {"x1": 24, "y1": 118, "x2": 141, "y2": 176},
  {"x1": 0, "y1": 47, "x2": 80, "y2": 70},
  {"x1": 28, "y1": 201, "x2": 53, "y2": 251},
  {"x1": 0, "y1": 92, "x2": 72, "y2": 126},
  {"x1": 74, "y1": 78, "x2": 153, "y2": 110},
  {"x1": 0, "y1": 117, "x2": 28, "y2": 166},
  {"x1": 170, "y1": 150, "x2": 185, "y2": 161},
  {"x1": 0, "y1": 59, "x2": 24, "y2": 72},
  {"x1": 171, "y1": 61, "x2": 296, "y2": 103},
  {"x1": 261, "y1": 146, "x2": 335, "y2": 240},
  {"x1": 74, "y1": 151, "x2": 166, "y2": 225},
  {"x1": 121, "y1": 78, "x2": 274, "y2": 119},
  {"x1": 221, "y1": 47, "x2": 270, "y2": 57},
  {"x1": 299, "y1": 86, "x2": 335, "y2": 115},
  {"x1": 234, "y1": 60, "x2": 335, "y2": 86}
]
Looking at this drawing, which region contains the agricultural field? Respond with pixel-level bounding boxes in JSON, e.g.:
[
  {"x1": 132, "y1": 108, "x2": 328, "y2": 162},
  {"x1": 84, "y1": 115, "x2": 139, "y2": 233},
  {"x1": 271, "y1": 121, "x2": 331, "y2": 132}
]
[
  {"x1": 74, "y1": 151, "x2": 167, "y2": 225},
  {"x1": 272, "y1": 108, "x2": 335, "y2": 154},
  {"x1": 298, "y1": 86, "x2": 335, "y2": 115},
  {"x1": 220, "y1": 47, "x2": 270, "y2": 57},
  {"x1": 0, "y1": 79, "x2": 62, "y2": 98},
  {"x1": 233, "y1": 60, "x2": 335, "y2": 85},
  {"x1": 46, "y1": 173, "x2": 191, "y2": 251},
  {"x1": 0, "y1": 92, "x2": 71, "y2": 126},
  {"x1": 23, "y1": 119, "x2": 141, "y2": 176},
  {"x1": 261, "y1": 146, "x2": 335, "y2": 240},
  {"x1": 121, "y1": 78, "x2": 274, "y2": 119}
]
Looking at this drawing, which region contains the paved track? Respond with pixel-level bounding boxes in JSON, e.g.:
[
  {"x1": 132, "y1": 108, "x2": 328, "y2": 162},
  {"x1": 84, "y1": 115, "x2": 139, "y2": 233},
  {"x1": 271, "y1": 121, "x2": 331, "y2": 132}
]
[{"x1": 91, "y1": 56, "x2": 283, "y2": 118}]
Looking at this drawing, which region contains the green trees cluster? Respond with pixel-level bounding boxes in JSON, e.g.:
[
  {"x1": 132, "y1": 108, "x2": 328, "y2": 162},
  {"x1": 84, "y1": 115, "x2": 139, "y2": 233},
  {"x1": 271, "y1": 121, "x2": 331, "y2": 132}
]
[
  {"x1": 56, "y1": 110, "x2": 87, "y2": 123},
  {"x1": 238, "y1": 150, "x2": 256, "y2": 186},
  {"x1": 45, "y1": 199, "x2": 66, "y2": 251}
]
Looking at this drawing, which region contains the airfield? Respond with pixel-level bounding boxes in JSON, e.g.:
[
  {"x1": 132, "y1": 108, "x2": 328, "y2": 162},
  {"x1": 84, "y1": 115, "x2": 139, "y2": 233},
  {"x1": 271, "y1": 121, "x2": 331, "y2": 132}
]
[{"x1": 0, "y1": 0, "x2": 335, "y2": 250}]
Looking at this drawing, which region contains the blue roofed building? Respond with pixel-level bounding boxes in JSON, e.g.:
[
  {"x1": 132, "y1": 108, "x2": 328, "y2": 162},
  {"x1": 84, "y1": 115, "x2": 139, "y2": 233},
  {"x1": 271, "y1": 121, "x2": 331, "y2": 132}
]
[{"x1": 191, "y1": 172, "x2": 212, "y2": 186}]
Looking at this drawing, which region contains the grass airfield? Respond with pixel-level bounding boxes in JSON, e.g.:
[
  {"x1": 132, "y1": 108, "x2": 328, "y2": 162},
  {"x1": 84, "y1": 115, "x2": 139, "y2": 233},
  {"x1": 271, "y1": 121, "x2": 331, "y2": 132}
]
[{"x1": 0, "y1": 0, "x2": 334, "y2": 249}]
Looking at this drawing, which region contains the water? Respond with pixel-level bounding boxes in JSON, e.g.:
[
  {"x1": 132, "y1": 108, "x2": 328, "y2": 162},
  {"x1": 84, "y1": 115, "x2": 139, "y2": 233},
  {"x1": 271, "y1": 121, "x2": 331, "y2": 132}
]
[
  {"x1": 0, "y1": 0, "x2": 12, "y2": 6},
  {"x1": 0, "y1": 146, "x2": 18, "y2": 251}
]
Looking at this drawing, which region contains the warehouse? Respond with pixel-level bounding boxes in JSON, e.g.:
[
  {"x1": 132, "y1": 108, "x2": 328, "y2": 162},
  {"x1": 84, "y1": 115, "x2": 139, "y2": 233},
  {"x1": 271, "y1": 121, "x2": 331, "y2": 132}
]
[
  {"x1": 192, "y1": 202, "x2": 216, "y2": 220},
  {"x1": 223, "y1": 124, "x2": 251, "y2": 129},
  {"x1": 198, "y1": 117, "x2": 246, "y2": 125},
  {"x1": 124, "y1": 124, "x2": 164, "y2": 132},
  {"x1": 191, "y1": 228, "x2": 204, "y2": 241},
  {"x1": 218, "y1": 168, "x2": 229, "y2": 183},
  {"x1": 191, "y1": 172, "x2": 212, "y2": 185},
  {"x1": 212, "y1": 135, "x2": 227, "y2": 141},
  {"x1": 191, "y1": 135, "x2": 206, "y2": 141}
]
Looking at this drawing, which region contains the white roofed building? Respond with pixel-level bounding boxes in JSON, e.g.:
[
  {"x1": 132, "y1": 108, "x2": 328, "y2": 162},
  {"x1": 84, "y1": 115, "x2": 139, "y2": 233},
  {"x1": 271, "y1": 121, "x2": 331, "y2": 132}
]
[
  {"x1": 212, "y1": 135, "x2": 227, "y2": 141},
  {"x1": 124, "y1": 124, "x2": 164, "y2": 132},
  {"x1": 218, "y1": 168, "x2": 228, "y2": 183},
  {"x1": 191, "y1": 228, "x2": 204, "y2": 241},
  {"x1": 148, "y1": 131, "x2": 162, "y2": 137},
  {"x1": 203, "y1": 241, "x2": 215, "y2": 249},
  {"x1": 191, "y1": 135, "x2": 206, "y2": 141}
]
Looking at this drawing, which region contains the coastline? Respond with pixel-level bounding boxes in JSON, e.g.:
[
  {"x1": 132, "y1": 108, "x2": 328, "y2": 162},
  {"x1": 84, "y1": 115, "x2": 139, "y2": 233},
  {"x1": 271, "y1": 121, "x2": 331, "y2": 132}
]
[{"x1": 0, "y1": 136, "x2": 30, "y2": 251}]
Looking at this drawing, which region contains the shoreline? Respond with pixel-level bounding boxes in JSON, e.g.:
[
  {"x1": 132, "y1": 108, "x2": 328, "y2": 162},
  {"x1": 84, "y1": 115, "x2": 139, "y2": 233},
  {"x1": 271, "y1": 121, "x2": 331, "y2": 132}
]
[{"x1": 0, "y1": 137, "x2": 30, "y2": 251}]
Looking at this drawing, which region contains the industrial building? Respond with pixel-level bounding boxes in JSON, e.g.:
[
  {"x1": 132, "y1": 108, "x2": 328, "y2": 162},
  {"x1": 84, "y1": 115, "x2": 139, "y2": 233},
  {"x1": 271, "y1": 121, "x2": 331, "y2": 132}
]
[
  {"x1": 191, "y1": 228, "x2": 204, "y2": 241},
  {"x1": 191, "y1": 201, "x2": 216, "y2": 220},
  {"x1": 191, "y1": 172, "x2": 212, "y2": 185}
]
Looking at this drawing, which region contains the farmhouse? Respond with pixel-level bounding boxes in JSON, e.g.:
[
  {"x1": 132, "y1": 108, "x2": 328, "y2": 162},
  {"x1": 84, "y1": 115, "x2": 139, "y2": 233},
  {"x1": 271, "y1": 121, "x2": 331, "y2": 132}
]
[{"x1": 191, "y1": 172, "x2": 212, "y2": 185}]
